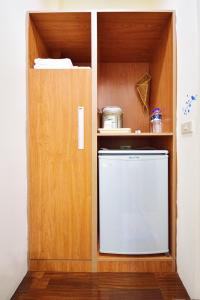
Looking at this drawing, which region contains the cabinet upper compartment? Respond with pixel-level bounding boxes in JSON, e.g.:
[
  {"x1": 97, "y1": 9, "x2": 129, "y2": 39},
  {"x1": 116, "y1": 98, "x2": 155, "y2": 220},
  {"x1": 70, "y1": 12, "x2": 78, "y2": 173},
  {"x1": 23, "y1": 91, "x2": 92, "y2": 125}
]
[
  {"x1": 28, "y1": 12, "x2": 91, "y2": 67},
  {"x1": 97, "y1": 12, "x2": 175, "y2": 133},
  {"x1": 98, "y1": 12, "x2": 172, "y2": 62}
]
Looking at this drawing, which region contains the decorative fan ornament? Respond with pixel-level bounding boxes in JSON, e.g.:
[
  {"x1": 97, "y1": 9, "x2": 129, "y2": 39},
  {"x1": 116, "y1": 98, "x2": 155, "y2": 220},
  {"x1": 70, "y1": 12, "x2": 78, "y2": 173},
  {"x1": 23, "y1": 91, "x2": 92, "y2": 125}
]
[{"x1": 136, "y1": 73, "x2": 151, "y2": 111}]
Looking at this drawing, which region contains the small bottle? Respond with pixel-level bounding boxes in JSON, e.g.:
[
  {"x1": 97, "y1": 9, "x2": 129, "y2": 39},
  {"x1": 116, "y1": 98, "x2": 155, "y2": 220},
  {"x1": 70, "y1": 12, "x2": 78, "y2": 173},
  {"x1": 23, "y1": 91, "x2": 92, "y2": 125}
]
[{"x1": 150, "y1": 108, "x2": 162, "y2": 133}]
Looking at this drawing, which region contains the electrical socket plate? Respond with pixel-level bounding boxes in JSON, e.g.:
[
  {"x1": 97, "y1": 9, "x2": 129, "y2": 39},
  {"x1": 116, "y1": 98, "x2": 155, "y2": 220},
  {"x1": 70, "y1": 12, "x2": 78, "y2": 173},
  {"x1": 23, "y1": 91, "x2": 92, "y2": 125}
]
[{"x1": 181, "y1": 120, "x2": 194, "y2": 134}]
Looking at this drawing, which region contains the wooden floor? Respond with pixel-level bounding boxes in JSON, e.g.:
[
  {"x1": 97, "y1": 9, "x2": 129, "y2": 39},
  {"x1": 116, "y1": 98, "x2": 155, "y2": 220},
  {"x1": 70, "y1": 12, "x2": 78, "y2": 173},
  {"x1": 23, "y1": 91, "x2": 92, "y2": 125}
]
[{"x1": 11, "y1": 272, "x2": 190, "y2": 300}]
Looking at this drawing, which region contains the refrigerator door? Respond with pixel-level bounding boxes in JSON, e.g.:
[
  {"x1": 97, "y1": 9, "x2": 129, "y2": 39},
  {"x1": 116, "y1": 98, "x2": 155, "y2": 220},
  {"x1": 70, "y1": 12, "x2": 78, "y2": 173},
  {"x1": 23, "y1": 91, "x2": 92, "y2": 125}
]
[{"x1": 99, "y1": 154, "x2": 168, "y2": 254}]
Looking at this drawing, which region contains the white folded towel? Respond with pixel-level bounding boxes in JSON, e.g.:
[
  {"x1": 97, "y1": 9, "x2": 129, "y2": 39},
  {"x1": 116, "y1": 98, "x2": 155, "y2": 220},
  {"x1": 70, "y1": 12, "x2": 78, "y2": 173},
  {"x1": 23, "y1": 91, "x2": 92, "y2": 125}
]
[{"x1": 34, "y1": 58, "x2": 73, "y2": 69}]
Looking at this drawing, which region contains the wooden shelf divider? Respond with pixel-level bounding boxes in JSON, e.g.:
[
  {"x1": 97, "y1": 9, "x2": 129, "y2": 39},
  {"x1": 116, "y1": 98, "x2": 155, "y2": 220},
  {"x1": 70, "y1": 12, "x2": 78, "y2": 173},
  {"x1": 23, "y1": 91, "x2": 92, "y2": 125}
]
[{"x1": 97, "y1": 132, "x2": 173, "y2": 137}]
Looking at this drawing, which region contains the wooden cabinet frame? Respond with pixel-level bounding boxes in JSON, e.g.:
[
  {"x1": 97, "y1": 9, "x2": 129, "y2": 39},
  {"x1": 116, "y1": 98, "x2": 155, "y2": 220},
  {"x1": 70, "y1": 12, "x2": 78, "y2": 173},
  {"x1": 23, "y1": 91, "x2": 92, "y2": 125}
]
[{"x1": 27, "y1": 10, "x2": 177, "y2": 272}]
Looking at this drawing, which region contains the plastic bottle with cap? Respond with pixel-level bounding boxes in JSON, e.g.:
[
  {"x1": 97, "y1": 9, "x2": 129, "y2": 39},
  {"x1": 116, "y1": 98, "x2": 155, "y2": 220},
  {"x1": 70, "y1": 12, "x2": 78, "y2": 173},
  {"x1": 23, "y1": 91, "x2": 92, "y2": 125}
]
[{"x1": 150, "y1": 108, "x2": 162, "y2": 133}]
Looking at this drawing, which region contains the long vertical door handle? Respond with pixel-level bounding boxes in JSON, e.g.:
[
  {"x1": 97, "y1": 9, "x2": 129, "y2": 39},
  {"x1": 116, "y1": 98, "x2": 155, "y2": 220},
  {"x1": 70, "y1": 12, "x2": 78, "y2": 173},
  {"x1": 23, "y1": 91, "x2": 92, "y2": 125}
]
[{"x1": 78, "y1": 106, "x2": 84, "y2": 150}]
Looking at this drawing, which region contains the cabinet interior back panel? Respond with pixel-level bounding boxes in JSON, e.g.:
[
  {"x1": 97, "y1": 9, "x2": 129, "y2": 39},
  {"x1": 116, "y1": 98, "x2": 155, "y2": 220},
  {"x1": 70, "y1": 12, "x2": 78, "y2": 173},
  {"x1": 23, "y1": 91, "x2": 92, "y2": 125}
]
[{"x1": 98, "y1": 63, "x2": 150, "y2": 132}]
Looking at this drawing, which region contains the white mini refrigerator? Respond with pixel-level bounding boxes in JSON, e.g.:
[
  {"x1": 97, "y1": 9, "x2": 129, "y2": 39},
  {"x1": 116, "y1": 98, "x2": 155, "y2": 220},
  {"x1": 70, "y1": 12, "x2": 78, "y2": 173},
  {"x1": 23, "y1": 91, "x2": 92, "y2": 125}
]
[{"x1": 99, "y1": 150, "x2": 169, "y2": 254}]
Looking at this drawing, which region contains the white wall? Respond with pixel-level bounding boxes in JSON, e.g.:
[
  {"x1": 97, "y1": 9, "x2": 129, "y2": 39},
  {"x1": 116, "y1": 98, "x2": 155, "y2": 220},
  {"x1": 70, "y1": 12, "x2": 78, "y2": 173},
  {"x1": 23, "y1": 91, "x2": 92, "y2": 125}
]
[
  {"x1": 0, "y1": 1, "x2": 199, "y2": 299},
  {"x1": 176, "y1": 1, "x2": 200, "y2": 299},
  {"x1": 0, "y1": 2, "x2": 47, "y2": 299}
]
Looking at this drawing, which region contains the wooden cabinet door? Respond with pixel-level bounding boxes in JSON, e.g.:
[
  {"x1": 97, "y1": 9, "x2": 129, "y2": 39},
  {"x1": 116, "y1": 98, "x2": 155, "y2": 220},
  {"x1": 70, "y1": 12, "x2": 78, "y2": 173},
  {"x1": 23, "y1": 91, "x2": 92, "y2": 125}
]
[{"x1": 29, "y1": 69, "x2": 92, "y2": 260}]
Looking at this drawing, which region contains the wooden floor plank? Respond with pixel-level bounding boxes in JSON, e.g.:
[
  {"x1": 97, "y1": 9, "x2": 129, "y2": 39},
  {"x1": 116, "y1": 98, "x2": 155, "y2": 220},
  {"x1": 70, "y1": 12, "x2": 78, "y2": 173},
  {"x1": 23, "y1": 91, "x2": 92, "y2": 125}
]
[
  {"x1": 11, "y1": 272, "x2": 190, "y2": 300},
  {"x1": 155, "y1": 273, "x2": 190, "y2": 300}
]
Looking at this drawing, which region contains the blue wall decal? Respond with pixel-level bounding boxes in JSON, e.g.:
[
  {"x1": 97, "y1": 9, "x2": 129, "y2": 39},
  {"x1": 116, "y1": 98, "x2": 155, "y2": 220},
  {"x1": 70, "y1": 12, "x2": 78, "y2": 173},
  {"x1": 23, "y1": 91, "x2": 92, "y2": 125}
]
[{"x1": 183, "y1": 94, "x2": 198, "y2": 116}]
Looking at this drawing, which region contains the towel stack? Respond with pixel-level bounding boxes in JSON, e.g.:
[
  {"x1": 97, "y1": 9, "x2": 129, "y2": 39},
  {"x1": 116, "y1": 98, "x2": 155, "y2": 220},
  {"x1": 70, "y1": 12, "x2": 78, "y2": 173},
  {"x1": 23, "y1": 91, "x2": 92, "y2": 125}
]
[{"x1": 34, "y1": 58, "x2": 73, "y2": 69}]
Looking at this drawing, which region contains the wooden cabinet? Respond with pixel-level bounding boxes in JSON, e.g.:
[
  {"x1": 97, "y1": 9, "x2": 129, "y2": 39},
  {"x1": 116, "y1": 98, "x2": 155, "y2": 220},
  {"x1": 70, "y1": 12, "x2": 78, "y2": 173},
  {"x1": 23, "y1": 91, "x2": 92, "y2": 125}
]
[
  {"x1": 28, "y1": 11, "x2": 176, "y2": 272},
  {"x1": 29, "y1": 69, "x2": 92, "y2": 260}
]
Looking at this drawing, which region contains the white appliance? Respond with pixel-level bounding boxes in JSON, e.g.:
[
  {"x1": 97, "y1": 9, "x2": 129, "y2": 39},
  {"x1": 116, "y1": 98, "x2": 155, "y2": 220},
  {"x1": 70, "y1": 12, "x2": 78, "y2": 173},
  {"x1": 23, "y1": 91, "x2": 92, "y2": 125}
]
[{"x1": 99, "y1": 150, "x2": 169, "y2": 254}]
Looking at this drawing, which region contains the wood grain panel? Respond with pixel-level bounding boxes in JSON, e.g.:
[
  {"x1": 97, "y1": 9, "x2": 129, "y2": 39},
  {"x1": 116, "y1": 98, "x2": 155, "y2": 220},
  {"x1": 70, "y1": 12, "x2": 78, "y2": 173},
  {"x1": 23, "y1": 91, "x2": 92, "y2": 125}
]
[
  {"x1": 29, "y1": 69, "x2": 92, "y2": 260},
  {"x1": 97, "y1": 133, "x2": 173, "y2": 137},
  {"x1": 28, "y1": 17, "x2": 49, "y2": 67},
  {"x1": 98, "y1": 63, "x2": 150, "y2": 132},
  {"x1": 11, "y1": 272, "x2": 190, "y2": 300},
  {"x1": 30, "y1": 13, "x2": 91, "y2": 63},
  {"x1": 29, "y1": 260, "x2": 92, "y2": 272},
  {"x1": 97, "y1": 260, "x2": 175, "y2": 272},
  {"x1": 98, "y1": 12, "x2": 171, "y2": 62},
  {"x1": 171, "y1": 141, "x2": 177, "y2": 260},
  {"x1": 171, "y1": 13, "x2": 177, "y2": 260},
  {"x1": 149, "y1": 15, "x2": 174, "y2": 132},
  {"x1": 91, "y1": 11, "x2": 98, "y2": 272},
  {"x1": 155, "y1": 272, "x2": 190, "y2": 300},
  {"x1": 152, "y1": 136, "x2": 176, "y2": 261}
]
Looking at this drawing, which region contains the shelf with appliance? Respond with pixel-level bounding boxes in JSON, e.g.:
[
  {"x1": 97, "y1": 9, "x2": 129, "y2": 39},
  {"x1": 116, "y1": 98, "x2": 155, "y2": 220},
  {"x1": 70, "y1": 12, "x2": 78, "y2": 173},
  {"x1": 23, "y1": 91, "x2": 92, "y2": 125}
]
[
  {"x1": 97, "y1": 12, "x2": 175, "y2": 134},
  {"x1": 96, "y1": 11, "x2": 176, "y2": 271}
]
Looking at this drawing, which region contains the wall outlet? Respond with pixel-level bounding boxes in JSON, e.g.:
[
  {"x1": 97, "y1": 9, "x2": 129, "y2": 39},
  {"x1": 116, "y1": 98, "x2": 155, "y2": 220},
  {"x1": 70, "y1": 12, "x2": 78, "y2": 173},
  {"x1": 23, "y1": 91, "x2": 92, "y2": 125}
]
[{"x1": 181, "y1": 120, "x2": 194, "y2": 134}]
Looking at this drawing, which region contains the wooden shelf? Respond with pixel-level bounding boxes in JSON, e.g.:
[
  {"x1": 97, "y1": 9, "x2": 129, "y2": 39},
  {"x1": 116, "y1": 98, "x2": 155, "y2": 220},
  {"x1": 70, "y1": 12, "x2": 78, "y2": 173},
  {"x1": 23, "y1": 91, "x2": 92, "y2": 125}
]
[
  {"x1": 96, "y1": 247, "x2": 175, "y2": 271},
  {"x1": 96, "y1": 242, "x2": 173, "y2": 262},
  {"x1": 97, "y1": 132, "x2": 173, "y2": 137},
  {"x1": 97, "y1": 251, "x2": 173, "y2": 262}
]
